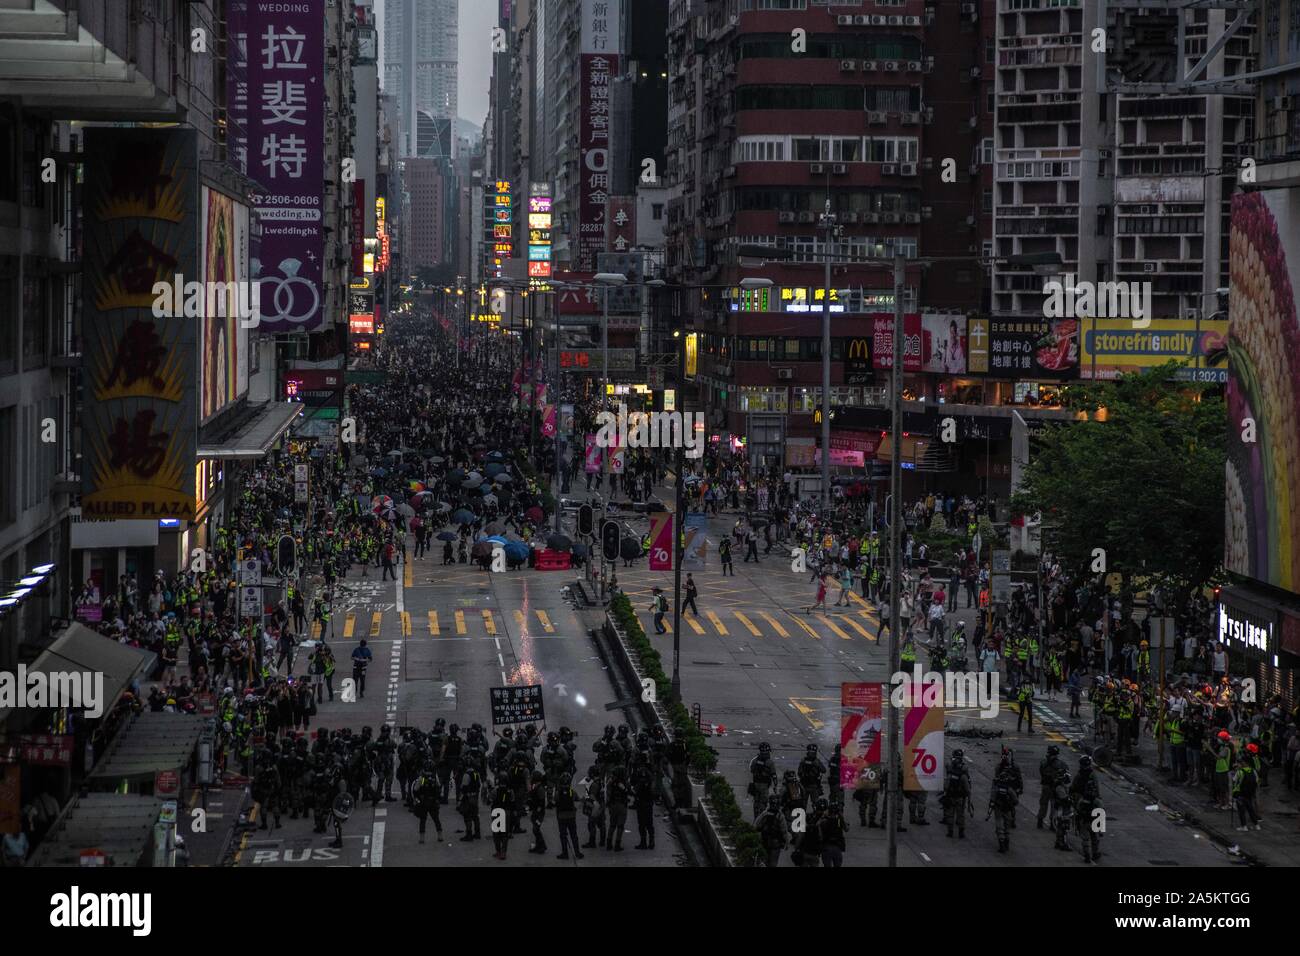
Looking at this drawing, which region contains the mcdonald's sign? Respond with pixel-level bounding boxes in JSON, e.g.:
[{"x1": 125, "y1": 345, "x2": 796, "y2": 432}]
[{"x1": 844, "y1": 336, "x2": 873, "y2": 385}]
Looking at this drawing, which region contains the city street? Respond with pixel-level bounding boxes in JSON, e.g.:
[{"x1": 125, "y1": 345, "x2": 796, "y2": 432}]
[{"x1": 233, "y1": 553, "x2": 680, "y2": 867}]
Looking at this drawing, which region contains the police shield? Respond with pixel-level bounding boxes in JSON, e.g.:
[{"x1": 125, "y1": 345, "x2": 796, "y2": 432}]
[{"x1": 331, "y1": 792, "x2": 355, "y2": 822}]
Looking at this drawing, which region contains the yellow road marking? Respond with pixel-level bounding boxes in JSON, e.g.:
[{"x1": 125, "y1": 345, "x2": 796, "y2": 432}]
[
  {"x1": 705, "y1": 610, "x2": 728, "y2": 635},
  {"x1": 733, "y1": 611, "x2": 762, "y2": 637},
  {"x1": 787, "y1": 611, "x2": 821, "y2": 639},
  {"x1": 536, "y1": 610, "x2": 555, "y2": 633},
  {"x1": 859, "y1": 609, "x2": 880, "y2": 622},
  {"x1": 514, "y1": 610, "x2": 526, "y2": 627},
  {"x1": 685, "y1": 614, "x2": 705, "y2": 635},
  {"x1": 428, "y1": 611, "x2": 439, "y2": 635},
  {"x1": 824, "y1": 617, "x2": 853, "y2": 640},
  {"x1": 789, "y1": 698, "x2": 825, "y2": 731},
  {"x1": 400, "y1": 611, "x2": 411, "y2": 636},
  {"x1": 842, "y1": 616, "x2": 876, "y2": 641},
  {"x1": 404, "y1": 560, "x2": 413, "y2": 587},
  {"x1": 849, "y1": 590, "x2": 872, "y2": 609},
  {"x1": 343, "y1": 613, "x2": 356, "y2": 638},
  {"x1": 482, "y1": 610, "x2": 497, "y2": 635},
  {"x1": 760, "y1": 611, "x2": 790, "y2": 638},
  {"x1": 370, "y1": 612, "x2": 382, "y2": 636},
  {"x1": 455, "y1": 610, "x2": 467, "y2": 635},
  {"x1": 310, "y1": 621, "x2": 321, "y2": 639}
]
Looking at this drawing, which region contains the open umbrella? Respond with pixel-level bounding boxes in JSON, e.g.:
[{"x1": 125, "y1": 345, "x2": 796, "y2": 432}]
[
  {"x1": 481, "y1": 493, "x2": 499, "y2": 507},
  {"x1": 493, "y1": 474, "x2": 514, "y2": 485},
  {"x1": 486, "y1": 450, "x2": 507, "y2": 462},
  {"x1": 466, "y1": 471, "x2": 483, "y2": 484},
  {"x1": 483, "y1": 521, "x2": 507, "y2": 536},
  {"x1": 436, "y1": 531, "x2": 457, "y2": 542},
  {"x1": 452, "y1": 508, "x2": 475, "y2": 524},
  {"x1": 572, "y1": 542, "x2": 589, "y2": 559},
  {"x1": 547, "y1": 533, "x2": 573, "y2": 551},
  {"x1": 461, "y1": 477, "x2": 481, "y2": 489},
  {"x1": 484, "y1": 462, "x2": 505, "y2": 477},
  {"x1": 471, "y1": 541, "x2": 494, "y2": 559},
  {"x1": 386, "y1": 449, "x2": 403, "y2": 458},
  {"x1": 447, "y1": 468, "x2": 466, "y2": 483},
  {"x1": 620, "y1": 538, "x2": 641, "y2": 561},
  {"x1": 503, "y1": 541, "x2": 529, "y2": 563},
  {"x1": 436, "y1": 501, "x2": 452, "y2": 513},
  {"x1": 397, "y1": 504, "x2": 416, "y2": 518},
  {"x1": 427, "y1": 455, "x2": 446, "y2": 465},
  {"x1": 525, "y1": 506, "x2": 543, "y2": 523}
]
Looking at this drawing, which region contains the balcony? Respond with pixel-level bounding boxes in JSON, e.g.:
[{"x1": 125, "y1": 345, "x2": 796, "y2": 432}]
[{"x1": 0, "y1": 0, "x2": 181, "y2": 119}]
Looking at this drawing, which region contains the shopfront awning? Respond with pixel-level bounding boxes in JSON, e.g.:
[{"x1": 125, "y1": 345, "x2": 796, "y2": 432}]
[
  {"x1": 197, "y1": 401, "x2": 302, "y2": 459},
  {"x1": 27, "y1": 793, "x2": 163, "y2": 868},
  {"x1": 85, "y1": 711, "x2": 204, "y2": 784},
  {"x1": 0, "y1": 623, "x2": 154, "y2": 731}
]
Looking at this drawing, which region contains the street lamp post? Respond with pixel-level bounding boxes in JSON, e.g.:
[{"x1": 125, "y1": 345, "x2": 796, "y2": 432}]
[
  {"x1": 884, "y1": 253, "x2": 905, "y2": 870},
  {"x1": 820, "y1": 200, "x2": 836, "y2": 511}
]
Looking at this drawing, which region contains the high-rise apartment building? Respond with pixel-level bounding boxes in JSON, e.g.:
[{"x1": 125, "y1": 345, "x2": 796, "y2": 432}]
[{"x1": 384, "y1": 0, "x2": 460, "y2": 157}]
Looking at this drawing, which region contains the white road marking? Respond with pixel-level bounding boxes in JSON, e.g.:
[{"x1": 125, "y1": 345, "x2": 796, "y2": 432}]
[
  {"x1": 371, "y1": 820, "x2": 386, "y2": 867},
  {"x1": 498, "y1": 652, "x2": 505, "y2": 667},
  {"x1": 920, "y1": 852, "x2": 932, "y2": 863}
]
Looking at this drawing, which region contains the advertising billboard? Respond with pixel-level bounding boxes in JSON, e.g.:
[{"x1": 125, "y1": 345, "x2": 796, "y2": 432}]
[
  {"x1": 1227, "y1": 189, "x2": 1300, "y2": 596},
  {"x1": 1080, "y1": 318, "x2": 1228, "y2": 382},
  {"x1": 81, "y1": 128, "x2": 198, "y2": 520},
  {"x1": 840, "y1": 682, "x2": 883, "y2": 790},
  {"x1": 966, "y1": 316, "x2": 1079, "y2": 380},
  {"x1": 578, "y1": 53, "x2": 617, "y2": 269},
  {"x1": 200, "y1": 187, "x2": 248, "y2": 423},
  {"x1": 244, "y1": 2, "x2": 325, "y2": 331}
]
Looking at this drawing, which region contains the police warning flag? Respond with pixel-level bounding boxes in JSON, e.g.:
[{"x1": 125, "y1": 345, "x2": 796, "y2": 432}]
[{"x1": 490, "y1": 684, "x2": 545, "y2": 726}]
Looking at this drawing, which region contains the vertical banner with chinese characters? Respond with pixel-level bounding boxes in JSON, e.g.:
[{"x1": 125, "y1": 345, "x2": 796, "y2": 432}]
[
  {"x1": 871, "y1": 314, "x2": 923, "y2": 371},
  {"x1": 840, "y1": 682, "x2": 884, "y2": 790},
  {"x1": 528, "y1": 183, "x2": 552, "y2": 280},
  {"x1": 578, "y1": 53, "x2": 616, "y2": 270},
  {"x1": 245, "y1": 4, "x2": 324, "y2": 331},
  {"x1": 81, "y1": 129, "x2": 198, "y2": 521},
  {"x1": 648, "y1": 511, "x2": 674, "y2": 571},
  {"x1": 607, "y1": 196, "x2": 636, "y2": 253}
]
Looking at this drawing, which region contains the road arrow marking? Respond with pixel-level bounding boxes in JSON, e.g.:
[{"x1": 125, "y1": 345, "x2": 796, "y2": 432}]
[
  {"x1": 442, "y1": 682, "x2": 457, "y2": 699},
  {"x1": 555, "y1": 683, "x2": 568, "y2": 697}
]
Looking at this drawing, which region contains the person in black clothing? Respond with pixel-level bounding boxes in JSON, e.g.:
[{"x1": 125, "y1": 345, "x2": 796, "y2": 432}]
[
  {"x1": 413, "y1": 767, "x2": 443, "y2": 844},
  {"x1": 744, "y1": 529, "x2": 760, "y2": 563},
  {"x1": 554, "y1": 773, "x2": 584, "y2": 859},
  {"x1": 442, "y1": 540, "x2": 455, "y2": 565},
  {"x1": 718, "y1": 538, "x2": 734, "y2": 576},
  {"x1": 490, "y1": 782, "x2": 514, "y2": 860},
  {"x1": 683, "y1": 574, "x2": 699, "y2": 616},
  {"x1": 526, "y1": 772, "x2": 548, "y2": 854},
  {"x1": 291, "y1": 591, "x2": 306, "y2": 635}
]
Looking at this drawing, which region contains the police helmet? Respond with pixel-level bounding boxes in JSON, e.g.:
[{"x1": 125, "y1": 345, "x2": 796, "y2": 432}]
[
  {"x1": 617, "y1": 724, "x2": 629, "y2": 735},
  {"x1": 806, "y1": 744, "x2": 818, "y2": 755},
  {"x1": 815, "y1": 797, "x2": 829, "y2": 811},
  {"x1": 449, "y1": 723, "x2": 460, "y2": 734},
  {"x1": 1078, "y1": 756, "x2": 1092, "y2": 770},
  {"x1": 759, "y1": 741, "x2": 772, "y2": 753},
  {"x1": 953, "y1": 748, "x2": 964, "y2": 759},
  {"x1": 767, "y1": 795, "x2": 781, "y2": 809},
  {"x1": 1047, "y1": 744, "x2": 1060, "y2": 757},
  {"x1": 502, "y1": 727, "x2": 514, "y2": 738},
  {"x1": 547, "y1": 732, "x2": 559, "y2": 744}
]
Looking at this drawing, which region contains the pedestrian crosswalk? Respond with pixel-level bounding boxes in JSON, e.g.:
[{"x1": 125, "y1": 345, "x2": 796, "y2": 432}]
[
  {"x1": 636, "y1": 604, "x2": 881, "y2": 642},
  {"x1": 315, "y1": 607, "x2": 566, "y2": 639}
]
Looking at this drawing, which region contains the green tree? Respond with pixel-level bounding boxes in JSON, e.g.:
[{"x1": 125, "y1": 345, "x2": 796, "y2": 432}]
[{"x1": 1011, "y1": 363, "x2": 1225, "y2": 605}]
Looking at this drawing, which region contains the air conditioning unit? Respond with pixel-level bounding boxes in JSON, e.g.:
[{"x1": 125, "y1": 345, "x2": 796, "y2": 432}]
[
  {"x1": 841, "y1": 212, "x2": 858, "y2": 223},
  {"x1": 1052, "y1": 93, "x2": 1066, "y2": 103},
  {"x1": 924, "y1": 56, "x2": 935, "y2": 73},
  {"x1": 832, "y1": 163, "x2": 847, "y2": 174},
  {"x1": 925, "y1": 7, "x2": 936, "y2": 24},
  {"x1": 922, "y1": 157, "x2": 934, "y2": 170},
  {"x1": 881, "y1": 163, "x2": 897, "y2": 175},
  {"x1": 902, "y1": 112, "x2": 921, "y2": 125},
  {"x1": 1099, "y1": 148, "x2": 1112, "y2": 159},
  {"x1": 923, "y1": 107, "x2": 935, "y2": 124},
  {"x1": 905, "y1": 212, "x2": 921, "y2": 223},
  {"x1": 862, "y1": 60, "x2": 878, "y2": 71},
  {"x1": 968, "y1": 115, "x2": 979, "y2": 128},
  {"x1": 856, "y1": 15, "x2": 872, "y2": 26},
  {"x1": 870, "y1": 15, "x2": 887, "y2": 26},
  {"x1": 1185, "y1": 309, "x2": 1201, "y2": 321},
  {"x1": 868, "y1": 111, "x2": 887, "y2": 124},
  {"x1": 778, "y1": 211, "x2": 796, "y2": 223},
  {"x1": 864, "y1": 212, "x2": 881, "y2": 223},
  {"x1": 837, "y1": 14, "x2": 854, "y2": 25},
  {"x1": 900, "y1": 163, "x2": 918, "y2": 176},
  {"x1": 907, "y1": 61, "x2": 922, "y2": 72},
  {"x1": 888, "y1": 16, "x2": 904, "y2": 26},
  {"x1": 921, "y1": 205, "x2": 933, "y2": 218},
  {"x1": 1136, "y1": 204, "x2": 1152, "y2": 215},
  {"x1": 969, "y1": 163, "x2": 980, "y2": 175},
  {"x1": 968, "y1": 244, "x2": 979, "y2": 253},
  {"x1": 798, "y1": 211, "x2": 817, "y2": 223},
  {"x1": 965, "y1": 215, "x2": 976, "y2": 226},
  {"x1": 810, "y1": 163, "x2": 826, "y2": 174},
  {"x1": 885, "y1": 61, "x2": 900, "y2": 72},
  {"x1": 840, "y1": 59, "x2": 857, "y2": 71},
  {"x1": 776, "y1": 368, "x2": 794, "y2": 380},
  {"x1": 882, "y1": 212, "x2": 900, "y2": 223},
  {"x1": 1274, "y1": 95, "x2": 1293, "y2": 110},
  {"x1": 1143, "y1": 263, "x2": 1157, "y2": 273},
  {"x1": 905, "y1": 16, "x2": 921, "y2": 26},
  {"x1": 970, "y1": 66, "x2": 981, "y2": 79}
]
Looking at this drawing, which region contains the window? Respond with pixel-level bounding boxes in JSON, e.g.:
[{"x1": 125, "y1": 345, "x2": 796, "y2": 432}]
[
  {"x1": 791, "y1": 387, "x2": 821, "y2": 413},
  {"x1": 981, "y1": 138, "x2": 994, "y2": 164},
  {"x1": 982, "y1": 189, "x2": 993, "y2": 213},
  {"x1": 740, "y1": 387, "x2": 789, "y2": 412},
  {"x1": 651, "y1": 203, "x2": 664, "y2": 220},
  {"x1": 21, "y1": 274, "x2": 46, "y2": 370}
]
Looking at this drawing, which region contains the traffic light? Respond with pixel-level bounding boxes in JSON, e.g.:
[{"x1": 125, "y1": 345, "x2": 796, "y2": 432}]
[
  {"x1": 277, "y1": 534, "x2": 296, "y2": 577},
  {"x1": 578, "y1": 504, "x2": 594, "y2": 537},
  {"x1": 601, "y1": 520, "x2": 621, "y2": 562}
]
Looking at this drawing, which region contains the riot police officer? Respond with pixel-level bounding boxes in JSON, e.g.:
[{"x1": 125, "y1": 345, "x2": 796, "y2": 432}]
[
  {"x1": 755, "y1": 794, "x2": 788, "y2": 867},
  {"x1": 456, "y1": 761, "x2": 483, "y2": 841},
  {"x1": 941, "y1": 749, "x2": 972, "y2": 838},
  {"x1": 798, "y1": 744, "x2": 826, "y2": 801},
  {"x1": 749, "y1": 742, "x2": 778, "y2": 819},
  {"x1": 412, "y1": 761, "x2": 443, "y2": 844},
  {"x1": 605, "y1": 764, "x2": 631, "y2": 851},
  {"x1": 1037, "y1": 744, "x2": 1067, "y2": 829},
  {"x1": 988, "y1": 749, "x2": 1022, "y2": 853},
  {"x1": 1071, "y1": 755, "x2": 1103, "y2": 863}
]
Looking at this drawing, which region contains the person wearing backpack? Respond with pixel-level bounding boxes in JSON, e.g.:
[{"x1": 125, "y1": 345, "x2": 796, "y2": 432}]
[{"x1": 649, "y1": 587, "x2": 667, "y2": 634}]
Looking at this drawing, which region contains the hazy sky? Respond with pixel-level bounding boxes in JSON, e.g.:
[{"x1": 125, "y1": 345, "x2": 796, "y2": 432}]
[{"x1": 374, "y1": 0, "x2": 493, "y2": 125}]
